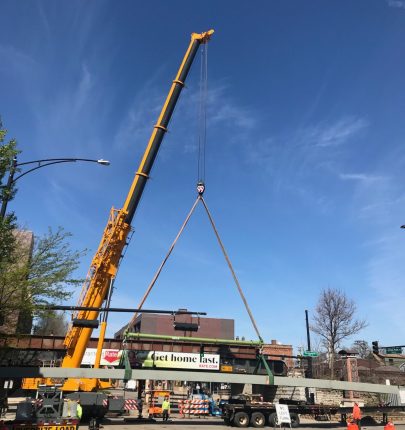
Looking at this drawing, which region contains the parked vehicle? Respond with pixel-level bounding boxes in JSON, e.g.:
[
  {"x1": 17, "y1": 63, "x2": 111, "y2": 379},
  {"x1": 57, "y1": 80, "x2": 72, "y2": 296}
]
[{"x1": 222, "y1": 394, "x2": 336, "y2": 428}]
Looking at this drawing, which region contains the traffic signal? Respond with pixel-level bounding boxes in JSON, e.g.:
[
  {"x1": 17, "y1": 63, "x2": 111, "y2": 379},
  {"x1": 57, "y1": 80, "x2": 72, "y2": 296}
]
[{"x1": 372, "y1": 341, "x2": 379, "y2": 354}]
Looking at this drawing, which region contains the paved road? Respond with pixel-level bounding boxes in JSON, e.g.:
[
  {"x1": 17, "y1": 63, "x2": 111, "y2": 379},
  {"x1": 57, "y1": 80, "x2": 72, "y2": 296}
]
[
  {"x1": 96, "y1": 417, "x2": 405, "y2": 430},
  {"x1": 3, "y1": 411, "x2": 405, "y2": 430}
]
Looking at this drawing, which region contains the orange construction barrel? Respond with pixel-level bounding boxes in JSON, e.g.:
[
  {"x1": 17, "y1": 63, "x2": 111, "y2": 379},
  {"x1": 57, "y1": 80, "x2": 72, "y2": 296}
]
[
  {"x1": 384, "y1": 422, "x2": 396, "y2": 430},
  {"x1": 347, "y1": 422, "x2": 358, "y2": 430}
]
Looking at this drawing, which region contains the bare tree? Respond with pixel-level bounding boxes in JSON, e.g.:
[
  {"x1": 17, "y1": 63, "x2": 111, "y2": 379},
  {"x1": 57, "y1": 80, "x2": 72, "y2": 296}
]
[
  {"x1": 352, "y1": 340, "x2": 371, "y2": 359},
  {"x1": 311, "y1": 288, "x2": 367, "y2": 378}
]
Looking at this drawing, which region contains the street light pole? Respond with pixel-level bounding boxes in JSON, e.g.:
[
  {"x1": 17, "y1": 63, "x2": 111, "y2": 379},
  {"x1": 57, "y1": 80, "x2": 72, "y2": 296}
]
[
  {"x1": 0, "y1": 156, "x2": 17, "y2": 218},
  {"x1": 0, "y1": 157, "x2": 110, "y2": 218}
]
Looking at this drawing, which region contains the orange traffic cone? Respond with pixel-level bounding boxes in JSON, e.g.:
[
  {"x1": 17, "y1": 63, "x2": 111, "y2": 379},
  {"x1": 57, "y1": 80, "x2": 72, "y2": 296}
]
[
  {"x1": 347, "y1": 421, "x2": 358, "y2": 430},
  {"x1": 384, "y1": 421, "x2": 395, "y2": 430}
]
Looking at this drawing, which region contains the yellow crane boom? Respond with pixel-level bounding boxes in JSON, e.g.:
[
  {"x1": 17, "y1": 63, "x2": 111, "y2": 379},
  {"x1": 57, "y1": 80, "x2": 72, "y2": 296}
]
[{"x1": 23, "y1": 29, "x2": 214, "y2": 392}]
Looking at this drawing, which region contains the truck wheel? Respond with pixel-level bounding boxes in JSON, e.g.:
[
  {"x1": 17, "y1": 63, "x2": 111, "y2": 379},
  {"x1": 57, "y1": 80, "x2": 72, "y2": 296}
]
[
  {"x1": 290, "y1": 413, "x2": 300, "y2": 428},
  {"x1": 251, "y1": 412, "x2": 265, "y2": 428},
  {"x1": 268, "y1": 412, "x2": 277, "y2": 427},
  {"x1": 224, "y1": 417, "x2": 231, "y2": 426},
  {"x1": 234, "y1": 411, "x2": 250, "y2": 428}
]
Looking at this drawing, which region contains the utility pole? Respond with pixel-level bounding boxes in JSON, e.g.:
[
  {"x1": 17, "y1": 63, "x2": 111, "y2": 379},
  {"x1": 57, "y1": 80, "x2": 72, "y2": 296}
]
[{"x1": 305, "y1": 309, "x2": 313, "y2": 378}]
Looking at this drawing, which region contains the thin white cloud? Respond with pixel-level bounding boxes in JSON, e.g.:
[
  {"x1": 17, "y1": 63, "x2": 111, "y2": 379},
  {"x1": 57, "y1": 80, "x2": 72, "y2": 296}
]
[
  {"x1": 361, "y1": 195, "x2": 405, "y2": 216},
  {"x1": 74, "y1": 64, "x2": 93, "y2": 112},
  {"x1": 33, "y1": 62, "x2": 97, "y2": 152},
  {"x1": 0, "y1": 44, "x2": 37, "y2": 75},
  {"x1": 113, "y1": 81, "x2": 163, "y2": 150},
  {"x1": 243, "y1": 116, "x2": 369, "y2": 186},
  {"x1": 366, "y1": 232, "x2": 405, "y2": 336},
  {"x1": 305, "y1": 117, "x2": 368, "y2": 148},
  {"x1": 387, "y1": 0, "x2": 405, "y2": 9},
  {"x1": 339, "y1": 173, "x2": 386, "y2": 184},
  {"x1": 244, "y1": 116, "x2": 369, "y2": 171},
  {"x1": 37, "y1": 2, "x2": 51, "y2": 38},
  {"x1": 114, "y1": 81, "x2": 256, "y2": 153},
  {"x1": 210, "y1": 102, "x2": 256, "y2": 129}
]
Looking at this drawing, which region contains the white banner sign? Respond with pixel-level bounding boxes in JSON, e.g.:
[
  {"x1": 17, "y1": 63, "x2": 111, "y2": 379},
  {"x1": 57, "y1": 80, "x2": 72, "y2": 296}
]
[
  {"x1": 81, "y1": 348, "x2": 122, "y2": 366},
  {"x1": 138, "y1": 351, "x2": 220, "y2": 370},
  {"x1": 275, "y1": 404, "x2": 291, "y2": 425}
]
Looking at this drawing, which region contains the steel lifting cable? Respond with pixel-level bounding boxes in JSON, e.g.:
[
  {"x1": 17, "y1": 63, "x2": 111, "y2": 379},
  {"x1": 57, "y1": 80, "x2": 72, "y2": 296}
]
[
  {"x1": 124, "y1": 42, "x2": 264, "y2": 343},
  {"x1": 197, "y1": 44, "x2": 208, "y2": 183},
  {"x1": 126, "y1": 47, "x2": 209, "y2": 332},
  {"x1": 126, "y1": 193, "x2": 264, "y2": 344},
  {"x1": 126, "y1": 196, "x2": 201, "y2": 331},
  {"x1": 199, "y1": 196, "x2": 264, "y2": 343}
]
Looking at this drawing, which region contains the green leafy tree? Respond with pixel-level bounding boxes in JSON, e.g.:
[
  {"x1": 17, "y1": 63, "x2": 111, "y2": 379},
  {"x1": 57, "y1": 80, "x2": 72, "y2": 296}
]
[
  {"x1": 0, "y1": 120, "x2": 20, "y2": 264},
  {"x1": 0, "y1": 227, "x2": 85, "y2": 333},
  {"x1": 0, "y1": 119, "x2": 85, "y2": 334},
  {"x1": 0, "y1": 125, "x2": 19, "y2": 208}
]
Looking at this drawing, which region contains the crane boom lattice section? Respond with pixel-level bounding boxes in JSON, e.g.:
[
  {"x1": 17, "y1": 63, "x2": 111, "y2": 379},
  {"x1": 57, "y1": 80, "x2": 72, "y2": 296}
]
[{"x1": 63, "y1": 208, "x2": 130, "y2": 363}]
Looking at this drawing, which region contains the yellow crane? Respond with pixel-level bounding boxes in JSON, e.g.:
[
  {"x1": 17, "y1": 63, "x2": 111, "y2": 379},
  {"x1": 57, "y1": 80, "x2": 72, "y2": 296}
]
[{"x1": 23, "y1": 29, "x2": 214, "y2": 392}]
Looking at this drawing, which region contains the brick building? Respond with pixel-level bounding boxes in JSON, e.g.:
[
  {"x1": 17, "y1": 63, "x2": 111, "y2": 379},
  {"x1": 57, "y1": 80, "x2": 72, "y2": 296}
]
[
  {"x1": 115, "y1": 315, "x2": 293, "y2": 366},
  {"x1": 114, "y1": 312, "x2": 235, "y2": 340},
  {"x1": 262, "y1": 340, "x2": 294, "y2": 369}
]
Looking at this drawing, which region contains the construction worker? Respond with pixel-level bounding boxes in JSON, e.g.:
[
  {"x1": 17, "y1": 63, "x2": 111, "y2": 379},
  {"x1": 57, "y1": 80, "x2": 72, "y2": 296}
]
[
  {"x1": 162, "y1": 396, "x2": 170, "y2": 422},
  {"x1": 353, "y1": 402, "x2": 361, "y2": 430},
  {"x1": 137, "y1": 397, "x2": 143, "y2": 418},
  {"x1": 76, "y1": 400, "x2": 83, "y2": 428}
]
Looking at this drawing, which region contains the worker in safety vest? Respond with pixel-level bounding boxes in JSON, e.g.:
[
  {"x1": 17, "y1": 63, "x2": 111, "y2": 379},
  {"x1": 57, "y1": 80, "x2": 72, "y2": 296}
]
[
  {"x1": 76, "y1": 400, "x2": 83, "y2": 428},
  {"x1": 162, "y1": 396, "x2": 170, "y2": 422},
  {"x1": 353, "y1": 402, "x2": 361, "y2": 430}
]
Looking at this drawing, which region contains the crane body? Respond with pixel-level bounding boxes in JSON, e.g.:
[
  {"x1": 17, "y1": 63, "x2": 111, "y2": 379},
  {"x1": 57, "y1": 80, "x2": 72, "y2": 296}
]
[{"x1": 23, "y1": 29, "x2": 214, "y2": 392}]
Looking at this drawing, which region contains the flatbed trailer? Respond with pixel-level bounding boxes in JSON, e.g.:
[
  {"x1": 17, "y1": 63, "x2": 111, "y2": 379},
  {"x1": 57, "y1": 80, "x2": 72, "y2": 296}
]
[
  {"x1": 222, "y1": 395, "x2": 337, "y2": 428},
  {"x1": 222, "y1": 395, "x2": 405, "y2": 428}
]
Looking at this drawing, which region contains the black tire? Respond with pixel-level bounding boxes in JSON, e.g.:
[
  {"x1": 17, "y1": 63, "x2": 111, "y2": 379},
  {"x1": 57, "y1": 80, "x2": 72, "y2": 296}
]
[
  {"x1": 268, "y1": 412, "x2": 277, "y2": 427},
  {"x1": 224, "y1": 417, "x2": 231, "y2": 426},
  {"x1": 290, "y1": 413, "x2": 300, "y2": 428},
  {"x1": 234, "y1": 411, "x2": 250, "y2": 428},
  {"x1": 251, "y1": 412, "x2": 265, "y2": 428}
]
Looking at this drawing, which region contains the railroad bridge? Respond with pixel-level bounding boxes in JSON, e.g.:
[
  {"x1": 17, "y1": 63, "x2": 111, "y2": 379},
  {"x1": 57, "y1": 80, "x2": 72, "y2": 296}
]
[{"x1": 0, "y1": 334, "x2": 265, "y2": 366}]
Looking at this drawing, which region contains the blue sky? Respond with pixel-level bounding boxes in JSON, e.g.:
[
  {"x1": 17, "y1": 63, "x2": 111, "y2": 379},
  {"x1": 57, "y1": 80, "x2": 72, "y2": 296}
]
[{"x1": 1, "y1": 0, "x2": 405, "y2": 353}]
